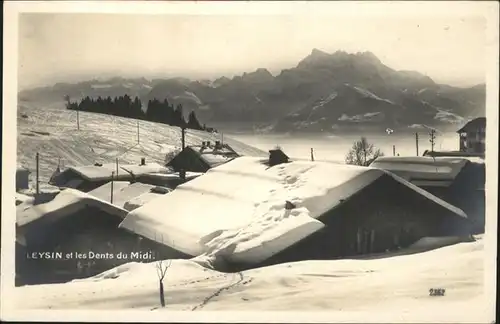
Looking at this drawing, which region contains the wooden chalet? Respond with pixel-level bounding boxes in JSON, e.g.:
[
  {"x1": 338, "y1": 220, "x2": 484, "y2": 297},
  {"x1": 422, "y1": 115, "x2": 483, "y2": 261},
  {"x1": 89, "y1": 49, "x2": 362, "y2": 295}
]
[
  {"x1": 370, "y1": 156, "x2": 485, "y2": 234},
  {"x1": 16, "y1": 189, "x2": 188, "y2": 286},
  {"x1": 119, "y1": 157, "x2": 471, "y2": 272},
  {"x1": 49, "y1": 161, "x2": 170, "y2": 192},
  {"x1": 166, "y1": 140, "x2": 240, "y2": 173},
  {"x1": 457, "y1": 117, "x2": 486, "y2": 154}
]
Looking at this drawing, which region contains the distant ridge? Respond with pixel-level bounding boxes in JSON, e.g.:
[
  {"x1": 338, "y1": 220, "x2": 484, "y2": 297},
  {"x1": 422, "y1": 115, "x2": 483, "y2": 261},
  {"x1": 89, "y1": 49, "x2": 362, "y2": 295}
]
[{"x1": 19, "y1": 48, "x2": 485, "y2": 133}]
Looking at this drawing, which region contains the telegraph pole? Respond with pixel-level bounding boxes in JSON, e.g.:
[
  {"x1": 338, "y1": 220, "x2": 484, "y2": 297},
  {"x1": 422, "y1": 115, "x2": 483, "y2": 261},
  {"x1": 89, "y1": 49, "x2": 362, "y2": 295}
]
[
  {"x1": 137, "y1": 121, "x2": 140, "y2": 144},
  {"x1": 392, "y1": 145, "x2": 396, "y2": 157},
  {"x1": 35, "y1": 152, "x2": 40, "y2": 195},
  {"x1": 110, "y1": 171, "x2": 114, "y2": 204},
  {"x1": 429, "y1": 129, "x2": 436, "y2": 152},
  {"x1": 415, "y1": 132, "x2": 419, "y2": 156}
]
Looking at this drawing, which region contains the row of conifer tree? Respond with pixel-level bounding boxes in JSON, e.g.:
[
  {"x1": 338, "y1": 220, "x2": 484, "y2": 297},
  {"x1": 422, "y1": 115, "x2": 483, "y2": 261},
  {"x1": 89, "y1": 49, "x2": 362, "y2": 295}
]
[{"x1": 65, "y1": 95, "x2": 212, "y2": 131}]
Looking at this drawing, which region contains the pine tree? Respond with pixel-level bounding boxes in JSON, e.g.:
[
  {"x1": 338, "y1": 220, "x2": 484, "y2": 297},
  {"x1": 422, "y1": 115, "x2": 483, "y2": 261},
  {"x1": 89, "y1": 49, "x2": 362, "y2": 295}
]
[
  {"x1": 187, "y1": 111, "x2": 202, "y2": 130},
  {"x1": 173, "y1": 104, "x2": 185, "y2": 127}
]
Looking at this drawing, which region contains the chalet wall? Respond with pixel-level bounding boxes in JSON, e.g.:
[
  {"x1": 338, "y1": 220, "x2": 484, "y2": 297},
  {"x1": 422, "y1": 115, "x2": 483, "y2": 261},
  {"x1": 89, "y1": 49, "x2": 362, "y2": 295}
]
[
  {"x1": 17, "y1": 206, "x2": 188, "y2": 286},
  {"x1": 256, "y1": 175, "x2": 470, "y2": 269},
  {"x1": 423, "y1": 162, "x2": 485, "y2": 234},
  {"x1": 168, "y1": 150, "x2": 210, "y2": 173}
]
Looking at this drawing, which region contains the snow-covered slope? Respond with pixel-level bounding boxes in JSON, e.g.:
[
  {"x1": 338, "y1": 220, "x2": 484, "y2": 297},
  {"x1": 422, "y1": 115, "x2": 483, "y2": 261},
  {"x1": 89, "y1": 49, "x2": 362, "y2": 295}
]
[
  {"x1": 120, "y1": 157, "x2": 466, "y2": 267},
  {"x1": 10, "y1": 236, "x2": 489, "y2": 323},
  {"x1": 16, "y1": 104, "x2": 266, "y2": 188}
]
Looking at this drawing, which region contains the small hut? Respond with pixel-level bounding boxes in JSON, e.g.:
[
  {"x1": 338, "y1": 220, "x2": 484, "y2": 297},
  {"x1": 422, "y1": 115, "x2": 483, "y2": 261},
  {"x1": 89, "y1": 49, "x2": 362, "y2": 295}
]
[
  {"x1": 268, "y1": 148, "x2": 289, "y2": 167},
  {"x1": 16, "y1": 166, "x2": 30, "y2": 191}
]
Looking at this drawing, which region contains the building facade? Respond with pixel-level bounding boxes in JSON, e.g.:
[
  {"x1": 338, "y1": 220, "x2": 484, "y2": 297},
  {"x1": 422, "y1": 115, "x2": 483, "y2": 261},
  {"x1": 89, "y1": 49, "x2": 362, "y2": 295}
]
[{"x1": 458, "y1": 117, "x2": 486, "y2": 154}]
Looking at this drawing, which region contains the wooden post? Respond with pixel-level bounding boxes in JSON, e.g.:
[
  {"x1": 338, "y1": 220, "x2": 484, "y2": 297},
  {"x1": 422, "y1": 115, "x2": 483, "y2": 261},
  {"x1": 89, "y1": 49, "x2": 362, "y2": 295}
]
[
  {"x1": 35, "y1": 152, "x2": 40, "y2": 195},
  {"x1": 137, "y1": 121, "x2": 140, "y2": 144},
  {"x1": 392, "y1": 145, "x2": 396, "y2": 157},
  {"x1": 181, "y1": 127, "x2": 186, "y2": 150},
  {"x1": 115, "y1": 158, "x2": 119, "y2": 176},
  {"x1": 415, "y1": 132, "x2": 419, "y2": 156},
  {"x1": 110, "y1": 171, "x2": 114, "y2": 204},
  {"x1": 310, "y1": 148, "x2": 315, "y2": 161}
]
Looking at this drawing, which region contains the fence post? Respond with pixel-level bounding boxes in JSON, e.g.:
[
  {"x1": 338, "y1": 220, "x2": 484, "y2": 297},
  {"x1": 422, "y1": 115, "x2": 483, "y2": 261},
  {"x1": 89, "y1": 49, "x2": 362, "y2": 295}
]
[
  {"x1": 392, "y1": 145, "x2": 396, "y2": 157},
  {"x1": 110, "y1": 171, "x2": 114, "y2": 204},
  {"x1": 310, "y1": 148, "x2": 315, "y2": 161},
  {"x1": 35, "y1": 152, "x2": 40, "y2": 195}
]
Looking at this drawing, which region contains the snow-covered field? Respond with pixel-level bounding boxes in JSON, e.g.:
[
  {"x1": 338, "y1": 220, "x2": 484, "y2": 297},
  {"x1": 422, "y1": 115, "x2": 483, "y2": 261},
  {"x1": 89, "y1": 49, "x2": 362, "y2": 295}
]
[
  {"x1": 8, "y1": 235, "x2": 489, "y2": 322},
  {"x1": 16, "y1": 102, "x2": 266, "y2": 187},
  {"x1": 8, "y1": 103, "x2": 495, "y2": 322}
]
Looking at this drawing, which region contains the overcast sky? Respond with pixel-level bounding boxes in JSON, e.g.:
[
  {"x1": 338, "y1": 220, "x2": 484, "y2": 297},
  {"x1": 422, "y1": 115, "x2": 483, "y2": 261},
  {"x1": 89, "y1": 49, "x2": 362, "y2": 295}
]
[{"x1": 17, "y1": 3, "x2": 491, "y2": 89}]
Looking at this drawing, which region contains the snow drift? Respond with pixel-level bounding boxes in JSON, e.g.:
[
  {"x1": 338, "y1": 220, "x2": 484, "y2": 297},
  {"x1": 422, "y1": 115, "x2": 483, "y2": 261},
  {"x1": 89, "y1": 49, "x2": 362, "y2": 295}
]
[{"x1": 11, "y1": 236, "x2": 489, "y2": 322}]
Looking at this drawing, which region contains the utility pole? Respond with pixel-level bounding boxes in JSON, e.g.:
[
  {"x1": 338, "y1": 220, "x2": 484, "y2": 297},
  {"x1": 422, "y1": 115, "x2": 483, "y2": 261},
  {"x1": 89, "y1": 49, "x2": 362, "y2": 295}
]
[
  {"x1": 181, "y1": 126, "x2": 186, "y2": 150},
  {"x1": 392, "y1": 145, "x2": 396, "y2": 157},
  {"x1": 429, "y1": 129, "x2": 436, "y2": 152},
  {"x1": 137, "y1": 121, "x2": 140, "y2": 144},
  {"x1": 115, "y1": 158, "x2": 119, "y2": 176},
  {"x1": 415, "y1": 132, "x2": 419, "y2": 156},
  {"x1": 35, "y1": 152, "x2": 40, "y2": 195}
]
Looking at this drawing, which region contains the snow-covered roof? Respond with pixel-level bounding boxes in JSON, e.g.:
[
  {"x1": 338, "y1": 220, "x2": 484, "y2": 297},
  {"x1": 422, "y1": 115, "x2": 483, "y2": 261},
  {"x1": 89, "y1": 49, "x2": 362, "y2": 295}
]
[
  {"x1": 16, "y1": 166, "x2": 30, "y2": 173},
  {"x1": 370, "y1": 156, "x2": 469, "y2": 182},
  {"x1": 200, "y1": 152, "x2": 235, "y2": 166},
  {"x1": 123, "y1": 192, "x2": 166, "y2": 211},
  {"x1": 139, "y1": 171, "x2": 203, "y2": 180},
  {"x1": 62, "y1": 162, "x2": 169, "y2": 182},
  {"x1": 423, "y1": 150, "x2": 485, "y2": 160},
  {"x1": 17, "y1": 188, "x2": 128, "y2": 228},
  {"x1": 457, "y1": 117, "x2": 486, "y2": 133},
  {"x1": 87, "y1": 181, "x2": 159, "y2": 209},
  {"x1": 119, "y1": 157, "x2": 466, "y2": 264}
]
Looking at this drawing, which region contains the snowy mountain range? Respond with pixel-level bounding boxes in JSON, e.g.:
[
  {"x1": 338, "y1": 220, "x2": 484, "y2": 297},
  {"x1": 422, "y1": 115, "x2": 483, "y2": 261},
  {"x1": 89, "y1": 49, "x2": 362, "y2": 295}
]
[{"x1": 18, "y1": 49, "x2": 486, "y2": 133}]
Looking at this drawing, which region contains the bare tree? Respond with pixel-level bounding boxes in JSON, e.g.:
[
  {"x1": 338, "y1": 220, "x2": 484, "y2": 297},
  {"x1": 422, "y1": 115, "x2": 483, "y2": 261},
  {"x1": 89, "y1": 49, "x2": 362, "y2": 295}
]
[
  {"x1": 156, "y1": 258, "x2": 172, "y2": 307},
  {"x1": 345, "y1": 137, "x2": 384, "y2": 166},
  {"x1": 153, "y1": 234, "x2": 174, "y2": 308}
]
